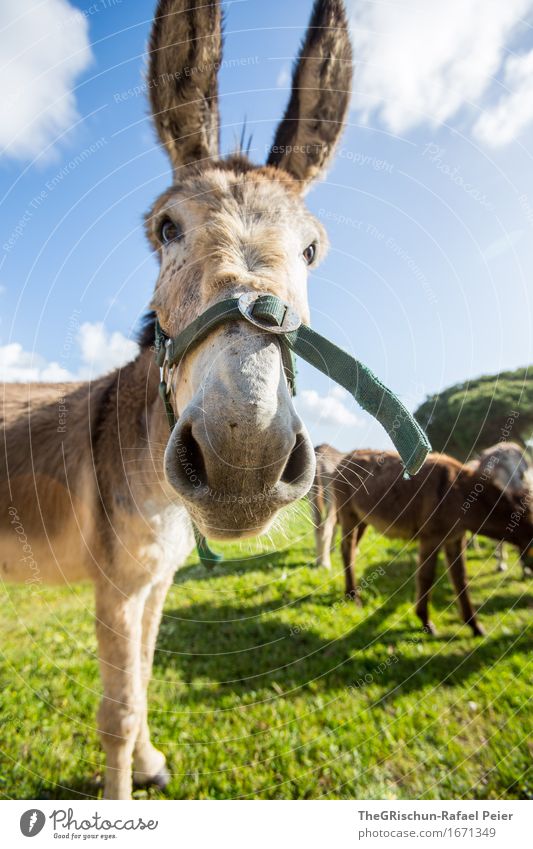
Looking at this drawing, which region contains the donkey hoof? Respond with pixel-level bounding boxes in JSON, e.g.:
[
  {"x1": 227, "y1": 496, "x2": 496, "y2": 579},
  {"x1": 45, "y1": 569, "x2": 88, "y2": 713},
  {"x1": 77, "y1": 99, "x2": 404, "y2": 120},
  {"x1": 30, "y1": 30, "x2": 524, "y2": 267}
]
[
  {"x1": 151, "y1": 766, "x2": 171, "y2": 789},
  {"x1": 471, "y1": 622, "x2": 486, "y2": 638},
  {"x1": 422, "y1": 620, "x2": 437, "y2": 636},
  {"x1": 134, "y1": 765, "x2": 170, "y2": 790},
  {"x1": 133, "y1": 751, "x2": 170, "y2": 790},
  {"x1": 346, "y1": 590, "x2": 362, "y2": 605}
]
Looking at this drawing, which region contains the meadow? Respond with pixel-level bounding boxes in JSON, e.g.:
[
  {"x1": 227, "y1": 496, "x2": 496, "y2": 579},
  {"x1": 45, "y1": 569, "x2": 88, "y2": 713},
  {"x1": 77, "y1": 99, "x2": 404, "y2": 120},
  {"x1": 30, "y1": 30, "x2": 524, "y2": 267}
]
[{"x1": 0, "y1": 505, "x2": 531, "y2": 800}]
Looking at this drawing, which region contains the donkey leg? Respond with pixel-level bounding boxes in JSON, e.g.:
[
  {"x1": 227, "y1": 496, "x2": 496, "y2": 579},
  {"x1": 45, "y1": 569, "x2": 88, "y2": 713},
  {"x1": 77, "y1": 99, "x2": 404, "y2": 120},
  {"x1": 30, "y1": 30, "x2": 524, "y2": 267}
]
[
  {"x1": 355, "y1": 522, "x2": 367, "y2": 551},
  {"x1": 468, "y1": 533, "x2": 480, "y2": 552},
  {"x1": 340, "y1": 518, "x2": 360, "y2": 603},
  {"x1": 415, "y1": 540, "x2": 440, "y2": 635},
  {"x1": 95, "y1": 581, "x2": 147, "y2": 800},
  {"x1": 494, "y1": 541, "x2": 507, "y2": 572},
  {"x1": 330, "y1": 524, "x2": 338, "y2": 552},
  {"x1": 444, "y1": 537, "x2": 485, "y2": 637},
  {"x1": 317, "y1": 503, "x2": 337, "y2": 569},
  {"x1": 133, "y1": 572, "x2": 175, "y2": 788},
  {"x1": 311, "y1": 475, "x2": 336, "y2": 569}
]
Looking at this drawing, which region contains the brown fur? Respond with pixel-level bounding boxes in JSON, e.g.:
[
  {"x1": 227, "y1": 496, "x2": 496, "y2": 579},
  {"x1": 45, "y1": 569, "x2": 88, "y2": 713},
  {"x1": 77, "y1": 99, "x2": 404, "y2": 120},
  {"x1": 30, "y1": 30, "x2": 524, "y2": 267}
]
[
  {"x1": 311, "y1": 442, "x2": 344, "y2": 568},
  {"x1": 268, "y1": 0, "x2": 353, "y2": 186},
  {"x1": 148, "y1": 0, "x2": 222, "y2": 169},
  {"x1": 145, "y1": 159, "x2": 325, "y2": 337},
  {"x1": 1, "y1": 354, "x2": 168, "y2": 587},
  {"x1": 2, "y1": 1, "x2": 354, "y2": 799},
  {"x1": 312, "y1": 447, "x2": 533, "y2": 636}
]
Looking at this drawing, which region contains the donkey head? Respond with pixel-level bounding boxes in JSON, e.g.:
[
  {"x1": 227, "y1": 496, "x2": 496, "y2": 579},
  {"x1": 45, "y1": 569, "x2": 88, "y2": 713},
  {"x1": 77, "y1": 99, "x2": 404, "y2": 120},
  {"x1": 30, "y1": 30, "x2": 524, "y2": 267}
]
[{"x1": 145, "y1": 0, "x2": 352, "y2": 539}]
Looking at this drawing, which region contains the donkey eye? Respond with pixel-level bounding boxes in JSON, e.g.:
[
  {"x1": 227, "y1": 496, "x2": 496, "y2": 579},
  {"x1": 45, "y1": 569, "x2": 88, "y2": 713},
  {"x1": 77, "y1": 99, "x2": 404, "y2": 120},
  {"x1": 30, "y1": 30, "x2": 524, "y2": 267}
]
[
  {"x1": 159, "y1": 217, "x2": 182, "y2": 245},
  {"x1": 303, "y1": 243, "x2": 316, "y2": 265}
]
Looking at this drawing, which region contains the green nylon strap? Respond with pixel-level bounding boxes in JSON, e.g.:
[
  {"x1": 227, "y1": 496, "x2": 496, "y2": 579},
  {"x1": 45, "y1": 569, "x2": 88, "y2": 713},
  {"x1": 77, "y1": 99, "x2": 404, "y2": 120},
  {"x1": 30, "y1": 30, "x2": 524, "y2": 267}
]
[
  {"x1": 252, "y1": 295, "x2": 298, "y2": 392},
  {"x1": 285, "y1": 324, "x2": 430, "y2": 475},
  {"x1": 156, "y1": 299, "x2": 244, "y2": 368},
  {"x1": 251, "y1": 294, "x2": 287, "y2": 327},
  {"x1": 156, "y1": 297, "x2": 298, "y2": 395},
  {"x1": 158, "y1": 381, "x2": 177, "y2": 430},
  {"x1": 155, "y1": 293, "x2": 431, "y2": 569},
  {"x1": 193, "y1": 524, "x2": 223, "y2": 570},
  {"x1": 158, "y1": 295, "x2": 430, "y2": 474}
]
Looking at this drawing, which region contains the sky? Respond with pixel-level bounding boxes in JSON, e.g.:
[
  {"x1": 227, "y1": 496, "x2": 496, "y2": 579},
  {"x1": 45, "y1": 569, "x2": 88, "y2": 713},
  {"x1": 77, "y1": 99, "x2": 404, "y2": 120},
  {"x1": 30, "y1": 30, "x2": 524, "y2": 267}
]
[{"x1": 0, "y1": 0, "x2": 532, "y2": 452}]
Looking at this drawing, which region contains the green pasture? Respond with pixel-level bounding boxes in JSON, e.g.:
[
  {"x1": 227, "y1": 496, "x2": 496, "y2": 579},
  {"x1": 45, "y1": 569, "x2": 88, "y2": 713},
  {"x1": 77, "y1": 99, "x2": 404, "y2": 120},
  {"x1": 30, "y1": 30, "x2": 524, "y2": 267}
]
[{"x1": 0, "y1": 506, "x2": 531, "y2": 800}]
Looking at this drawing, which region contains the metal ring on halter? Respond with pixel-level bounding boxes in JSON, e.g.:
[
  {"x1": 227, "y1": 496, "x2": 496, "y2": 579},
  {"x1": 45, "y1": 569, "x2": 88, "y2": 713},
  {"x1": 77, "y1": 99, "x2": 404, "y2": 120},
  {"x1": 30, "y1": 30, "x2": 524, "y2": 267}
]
[
  {"x1": 154, "y1": 290, "x2": 432, "y2": 570},
  {"x1": 237, "y1": 292, "x2": 301, "y2": 334},
  {"x1": 160, "y1": 358, "x2": 173, "y2": 396}
]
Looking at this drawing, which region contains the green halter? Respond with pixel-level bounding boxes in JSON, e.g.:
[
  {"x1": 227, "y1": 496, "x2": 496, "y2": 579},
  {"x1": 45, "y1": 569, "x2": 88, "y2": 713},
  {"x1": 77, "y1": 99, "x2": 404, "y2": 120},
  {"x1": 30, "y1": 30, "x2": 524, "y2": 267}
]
[{"x1": 155, "y1": 292, "x2": 431, "y2": 568}]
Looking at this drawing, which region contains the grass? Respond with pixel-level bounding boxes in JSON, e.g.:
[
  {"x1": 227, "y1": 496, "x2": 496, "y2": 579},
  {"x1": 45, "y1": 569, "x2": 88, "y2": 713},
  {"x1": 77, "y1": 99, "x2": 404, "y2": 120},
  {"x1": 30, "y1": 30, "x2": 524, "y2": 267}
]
[{"x1": 0, "y1": 504, "x2": 531, "y2": 800}]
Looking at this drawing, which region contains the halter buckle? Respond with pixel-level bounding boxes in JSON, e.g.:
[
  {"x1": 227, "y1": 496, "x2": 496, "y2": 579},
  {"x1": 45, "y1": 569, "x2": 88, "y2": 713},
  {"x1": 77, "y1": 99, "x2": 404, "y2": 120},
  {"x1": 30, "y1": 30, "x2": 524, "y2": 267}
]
[
  {"x1": 160, "y1": 346, "x2": 173, "y2": 396},
  {"x1": 237, "y1": 292, "x2": 301, "y2": 334}
]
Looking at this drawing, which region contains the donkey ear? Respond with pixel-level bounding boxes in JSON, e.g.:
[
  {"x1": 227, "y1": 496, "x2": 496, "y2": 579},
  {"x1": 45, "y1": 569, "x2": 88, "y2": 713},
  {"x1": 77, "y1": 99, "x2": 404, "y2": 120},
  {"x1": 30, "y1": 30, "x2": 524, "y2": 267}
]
[
  {"x1": 148, "y1": 0, "x2": 221, "y2": 173},
  {"x1": 267, "y1": 0, "x2": 352, "y2": 189}
]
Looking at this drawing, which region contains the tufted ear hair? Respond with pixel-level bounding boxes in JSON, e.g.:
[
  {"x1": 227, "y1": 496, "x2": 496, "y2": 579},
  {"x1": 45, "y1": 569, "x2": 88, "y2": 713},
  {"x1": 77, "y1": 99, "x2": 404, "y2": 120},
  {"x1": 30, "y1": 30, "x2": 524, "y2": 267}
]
[
  {"x1": 148, "y1": 0, "x2": 221, "y2": 173},
  {"x1": 267, "y1": 0, "x2": 353, "y2": 190}
]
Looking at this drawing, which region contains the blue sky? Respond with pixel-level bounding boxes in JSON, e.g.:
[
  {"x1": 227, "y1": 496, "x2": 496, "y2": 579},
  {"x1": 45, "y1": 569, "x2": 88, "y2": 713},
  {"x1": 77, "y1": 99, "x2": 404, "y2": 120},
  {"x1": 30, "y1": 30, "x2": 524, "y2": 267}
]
[{"x1": 1, "y1": 0, "x2": 532, "y2": 451}]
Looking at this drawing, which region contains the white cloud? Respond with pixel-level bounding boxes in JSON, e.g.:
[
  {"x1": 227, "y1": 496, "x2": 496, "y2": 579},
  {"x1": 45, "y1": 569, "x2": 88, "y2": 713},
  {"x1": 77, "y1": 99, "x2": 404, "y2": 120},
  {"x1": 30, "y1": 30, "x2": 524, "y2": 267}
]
[
  {"x1": 0, "y1": 322, "x2": 138, "y2": 383},
  {"x1": 0, "y1": 0, "x2": 92, "y2": 160},
  {"x1": 473, "y1": 49, "x2": 533, "y2": 146},
  {"x1": 77, "y1": 322, "x2": 139, "y2": 379},
  {"x1": 296, "y1": 385, "x2": 360, "y2": 428},
  {"x1": 347, "y1": 0, "x2": 533, "y2": 141},
  {"x1": 0, "y1": 342, "x2": 73, "y2": 382},
  {"x1": 276, "y1": 66, "x2": 291, "y2": 88}
]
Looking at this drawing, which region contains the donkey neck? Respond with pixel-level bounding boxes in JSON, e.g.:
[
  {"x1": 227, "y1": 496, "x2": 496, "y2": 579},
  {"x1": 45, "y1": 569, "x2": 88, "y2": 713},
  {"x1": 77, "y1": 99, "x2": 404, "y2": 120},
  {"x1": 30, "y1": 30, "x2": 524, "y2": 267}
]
[{"x1": 93, "y1": 347, "x2": 176, "y2": 515}]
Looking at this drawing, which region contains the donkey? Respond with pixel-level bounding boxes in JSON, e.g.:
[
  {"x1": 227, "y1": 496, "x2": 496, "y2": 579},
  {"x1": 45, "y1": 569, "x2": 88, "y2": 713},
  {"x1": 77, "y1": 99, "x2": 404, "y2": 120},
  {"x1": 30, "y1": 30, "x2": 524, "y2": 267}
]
[
  {"x1": 311, "y1": 442, "x2": 345, "y2": 568},
  {"x1": 1, "y1": 1, "x2": 353, "y2": 799},
  {"x1": 469, "y1": 442, "x2": 533, "y2": 573},
  {"x1": 311, "y1": 446, "x2": 533, "y2": 636}
]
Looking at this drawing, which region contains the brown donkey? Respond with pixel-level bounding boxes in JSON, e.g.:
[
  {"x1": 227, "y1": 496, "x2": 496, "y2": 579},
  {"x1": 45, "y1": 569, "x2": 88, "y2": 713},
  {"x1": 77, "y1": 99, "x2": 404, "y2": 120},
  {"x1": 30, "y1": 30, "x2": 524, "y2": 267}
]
[
  {"x1": 312, "y1": 446, "x2": 533, "y2": 636},
  {"x1": 1, "y1": 1, "x2": 353, "y2": 798}
]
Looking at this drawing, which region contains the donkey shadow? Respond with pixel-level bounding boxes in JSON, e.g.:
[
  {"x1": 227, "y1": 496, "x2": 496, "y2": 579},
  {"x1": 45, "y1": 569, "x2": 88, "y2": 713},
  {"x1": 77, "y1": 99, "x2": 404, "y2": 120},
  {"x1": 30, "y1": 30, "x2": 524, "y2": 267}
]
[
  {"x1": 156, "y1": 550, "x2": 530, "y2": 704},
  {"x1": 36, "y1": 553, "x2": 528, "y2": 801},
  {"x1": 172, "y1": 547, "x2": 310, "y2": 584}
]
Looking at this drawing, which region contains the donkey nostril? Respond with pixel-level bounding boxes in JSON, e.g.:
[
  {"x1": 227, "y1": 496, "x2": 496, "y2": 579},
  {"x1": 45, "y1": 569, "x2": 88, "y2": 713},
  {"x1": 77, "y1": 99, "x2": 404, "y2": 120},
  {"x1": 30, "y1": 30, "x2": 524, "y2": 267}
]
[
  {"x1": 280, "y1": 433, "x2": 308, "y2": 486},
  {"x1": 175, "y1": 424, "x2": 207, "y2": 489}
]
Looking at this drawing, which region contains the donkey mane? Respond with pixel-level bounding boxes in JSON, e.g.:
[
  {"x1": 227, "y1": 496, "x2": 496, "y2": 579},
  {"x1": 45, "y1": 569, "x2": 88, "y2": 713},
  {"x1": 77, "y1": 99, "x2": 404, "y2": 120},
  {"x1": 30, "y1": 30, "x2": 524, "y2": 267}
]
[{"x1": 137, "y1": 311, "x2": 157, "y2": 350}]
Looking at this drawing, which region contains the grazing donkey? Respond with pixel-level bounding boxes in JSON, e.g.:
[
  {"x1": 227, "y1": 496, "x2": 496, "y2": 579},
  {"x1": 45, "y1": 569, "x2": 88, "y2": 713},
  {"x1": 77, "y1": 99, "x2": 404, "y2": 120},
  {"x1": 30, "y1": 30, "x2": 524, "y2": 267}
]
[
  {"x1": 312, "y1": 446, "x2": 533, "y2": 636},
  {"x1": 1, "y1": 1, "x2": 353, "y2": 798},
  {"x1": 470, "y1": 442, "x2": 533, "y2": 573}
]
